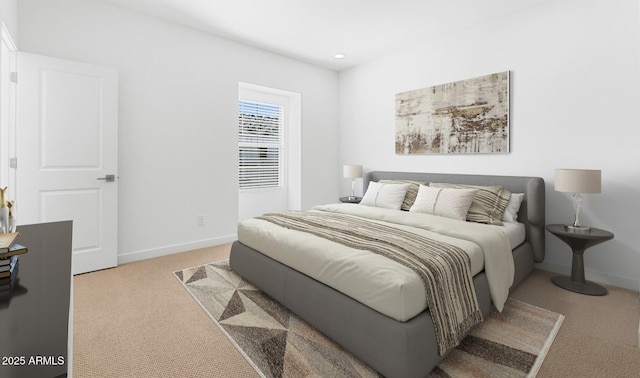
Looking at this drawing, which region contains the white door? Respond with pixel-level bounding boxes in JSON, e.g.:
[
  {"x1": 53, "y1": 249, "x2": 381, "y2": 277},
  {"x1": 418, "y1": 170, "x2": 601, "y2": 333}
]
[
  {"x1": 0, "y1": 28, "x2": 17, "y2": 201},
  {"x1": 16, "y1": 52, "x2": 118, "y2": 275}
]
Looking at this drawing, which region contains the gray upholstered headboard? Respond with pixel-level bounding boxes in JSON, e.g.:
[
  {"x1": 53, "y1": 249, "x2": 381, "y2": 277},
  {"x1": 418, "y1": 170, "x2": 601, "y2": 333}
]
[{"x1": 364, "y1": 171, "x2": 546, "y2": 262}]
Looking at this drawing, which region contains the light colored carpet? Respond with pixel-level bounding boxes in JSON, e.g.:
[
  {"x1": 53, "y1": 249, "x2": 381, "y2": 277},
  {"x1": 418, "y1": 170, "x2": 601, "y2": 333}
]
[
  {"x1": 73, "y1": 245, "x2": 258, "y2": 378},
  {"x1": 73, "y1": 244, "x2": 640, "y2": 377},
  {"x1": 174, "y1": 260, "x2": 563, "y2": 377},
  {"x1": 509, "y1": 268, "x2": 640, "y2": 377}
]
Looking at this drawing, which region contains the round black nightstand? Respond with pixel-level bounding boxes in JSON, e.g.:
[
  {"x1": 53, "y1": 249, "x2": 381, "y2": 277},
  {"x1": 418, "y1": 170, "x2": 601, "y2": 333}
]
[
  {"x1": 546, "y1": 224, "x2": 614, "y2": 296},
  {"x1": 340, "y1": 196, "x2": 362, "y2": 204}
]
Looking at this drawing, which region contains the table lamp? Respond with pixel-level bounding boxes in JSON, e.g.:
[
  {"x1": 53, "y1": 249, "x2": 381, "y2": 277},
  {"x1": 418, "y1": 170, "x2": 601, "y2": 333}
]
[
  {"x1": 343, "y1": 165, "x2": 362, "y2": 200},
  {"x1": 554, "y1": 169, "x2": 601, "y2": 231}
]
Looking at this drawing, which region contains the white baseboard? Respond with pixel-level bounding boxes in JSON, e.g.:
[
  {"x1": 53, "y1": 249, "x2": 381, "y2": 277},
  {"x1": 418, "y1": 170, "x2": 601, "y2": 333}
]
[
  {"x1": 117, "y1": 234, "x2": 237, "y2": 265},
  {"x1": 535, "y1": 260, "x2": 640, "y2": 293}
]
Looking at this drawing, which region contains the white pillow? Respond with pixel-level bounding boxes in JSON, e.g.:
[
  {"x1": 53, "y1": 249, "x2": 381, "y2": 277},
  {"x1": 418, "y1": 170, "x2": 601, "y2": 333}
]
[
  {"x1": 502, "y1": 192, "x2": 524, "y2": 223},
  {"x1": 409, "y1": 185, "x2": 478, "y2": 221},
  {"x1": 359, "y1": 182, "x2": 411, "y2": 210}
]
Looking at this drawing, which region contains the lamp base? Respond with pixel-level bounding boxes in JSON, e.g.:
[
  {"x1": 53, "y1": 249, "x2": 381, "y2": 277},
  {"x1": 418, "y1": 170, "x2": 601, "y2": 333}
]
[{"x1": 564, "y1": 224, "x2": 591, "y2": 233}]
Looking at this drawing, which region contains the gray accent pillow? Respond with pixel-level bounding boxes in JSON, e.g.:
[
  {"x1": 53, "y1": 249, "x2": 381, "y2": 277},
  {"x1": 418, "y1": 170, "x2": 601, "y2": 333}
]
[
  {"x1": 379, "y1": 179, "x2": 425, "y2": 211},
  {"x1": 429, "y1": 182, "x2": 512, "y2": 225}
]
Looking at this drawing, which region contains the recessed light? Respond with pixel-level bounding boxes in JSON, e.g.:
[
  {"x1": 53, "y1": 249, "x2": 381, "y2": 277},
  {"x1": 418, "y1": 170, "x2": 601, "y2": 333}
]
[{"x1": 334, "y1": 53, "x2": 346, "y2": 59}]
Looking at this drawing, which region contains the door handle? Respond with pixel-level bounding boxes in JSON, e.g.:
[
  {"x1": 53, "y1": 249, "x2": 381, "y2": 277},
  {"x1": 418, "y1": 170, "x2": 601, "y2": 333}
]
[{"x1": 97, "y1": 174, "x2": 116, "y2": 182}]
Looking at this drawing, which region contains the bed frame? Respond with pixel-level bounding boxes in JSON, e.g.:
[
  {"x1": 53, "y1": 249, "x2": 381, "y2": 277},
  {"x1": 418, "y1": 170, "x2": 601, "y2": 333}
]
[{"x1": 230, "y1": 171, "x2": 545, "y2": 378}]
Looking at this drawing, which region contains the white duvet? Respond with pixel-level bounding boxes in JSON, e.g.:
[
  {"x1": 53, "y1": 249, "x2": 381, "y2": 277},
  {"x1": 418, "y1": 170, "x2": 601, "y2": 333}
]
[{"x1": 238, "y1": 203, "x2": 515, "y2": 322}]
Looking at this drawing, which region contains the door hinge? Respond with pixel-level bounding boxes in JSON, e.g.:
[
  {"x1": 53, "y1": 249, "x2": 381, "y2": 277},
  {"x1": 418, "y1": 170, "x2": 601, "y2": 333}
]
[
  {"x1": 9, "y1": 158, "x2": 17, "y2": 168},
  {"x1": 10, "y1": 72, "x2": 17, "y2": 83}
]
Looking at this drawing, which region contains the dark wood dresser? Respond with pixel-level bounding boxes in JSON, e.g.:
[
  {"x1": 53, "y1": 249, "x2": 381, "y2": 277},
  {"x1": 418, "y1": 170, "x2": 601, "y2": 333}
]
[{"x1": 0, "y1": 221, "x2": 72, "y2": 378}]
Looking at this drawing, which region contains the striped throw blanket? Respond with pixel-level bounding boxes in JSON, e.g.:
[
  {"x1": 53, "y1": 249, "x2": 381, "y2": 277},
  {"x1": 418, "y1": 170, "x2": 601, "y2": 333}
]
[{"x1": 258, "y1": 210, "x2": 482, "y2": 355}]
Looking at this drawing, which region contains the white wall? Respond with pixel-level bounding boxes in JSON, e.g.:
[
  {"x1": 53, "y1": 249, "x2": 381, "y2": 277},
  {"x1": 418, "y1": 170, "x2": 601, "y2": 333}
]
[
  {"x1": 17, "y1": 0, "x2": 339, "y2": 262},
  {"x1": 0, "y1": 0, "x2": 17, "y2": 40},
  {"x1": 338, "y1": 0, "x2": 640, "y2": 291}
]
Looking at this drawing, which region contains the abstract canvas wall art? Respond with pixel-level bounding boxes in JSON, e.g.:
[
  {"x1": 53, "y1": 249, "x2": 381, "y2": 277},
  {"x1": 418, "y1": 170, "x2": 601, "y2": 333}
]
[{"x1": 396, "y1": 71, "x2": 509, "y2": 155}]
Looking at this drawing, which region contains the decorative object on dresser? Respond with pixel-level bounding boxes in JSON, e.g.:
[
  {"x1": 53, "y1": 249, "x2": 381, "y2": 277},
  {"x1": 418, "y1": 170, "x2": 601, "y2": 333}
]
[
  {"x1": 395, "y1": 71, "x2": 510, "y2": 155},
  {"x1": 0, "y1": 186, "x2": 17, "y2": 234},
  {"x1": 0, "y1": 232, "x2": 28, "y2": 295},
  {"x1": 343, "y1": 164, "x2": 362, "y2": 201},
  {"x1": 546, "y1": 224, "x2": 613, "y2": 296},
  {"x1": 0, "y1": 187, "x2": 8, "y2": 234},
  {"x1": 554, "y1": 169, "x2": 601, "y2": 231},
  {"x1": 0, "y1": 232, "x2": 19, "y2": 252}
]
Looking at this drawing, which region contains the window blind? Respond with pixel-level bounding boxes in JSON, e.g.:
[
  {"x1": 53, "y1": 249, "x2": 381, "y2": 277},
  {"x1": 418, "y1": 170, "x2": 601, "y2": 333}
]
[{"x1": 238, "y1": 101, "x2": 283, "y2": 189}]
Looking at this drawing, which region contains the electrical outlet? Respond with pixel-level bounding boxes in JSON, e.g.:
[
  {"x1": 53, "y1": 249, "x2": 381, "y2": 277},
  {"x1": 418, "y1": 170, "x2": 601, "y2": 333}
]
[{"x1": 197, "y1": 215, "x2": 205, "y2": 227}]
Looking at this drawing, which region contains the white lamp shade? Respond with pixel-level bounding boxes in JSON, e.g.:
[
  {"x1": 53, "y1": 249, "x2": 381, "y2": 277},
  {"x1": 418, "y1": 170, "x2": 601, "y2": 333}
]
[
  {"x1": 555, "y1": 169, "x2": 601, "y2": 193},
  {"x1": 343, "y1": 165, "x2": 363, "y2": 179}
]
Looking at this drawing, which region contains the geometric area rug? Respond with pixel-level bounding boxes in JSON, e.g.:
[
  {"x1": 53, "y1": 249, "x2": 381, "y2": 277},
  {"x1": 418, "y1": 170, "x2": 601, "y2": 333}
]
[{"x1": 174, "y1": 260, "x2": 564, "y2": 378}]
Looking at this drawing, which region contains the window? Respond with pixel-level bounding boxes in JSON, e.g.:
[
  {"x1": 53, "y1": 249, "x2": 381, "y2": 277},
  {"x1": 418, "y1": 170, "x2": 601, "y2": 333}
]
[
  {"x1": 238, "y1": 82, "x2": 301, "y2": 221},
  {"x1": 238, "y1": 100, "x2": 283, "y2": 190}
]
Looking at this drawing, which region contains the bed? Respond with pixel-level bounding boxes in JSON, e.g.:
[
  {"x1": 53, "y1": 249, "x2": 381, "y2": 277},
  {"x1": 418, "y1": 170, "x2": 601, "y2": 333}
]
[{"x1": 230, "y1": 171, "x2": 545, "y2": 377}]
